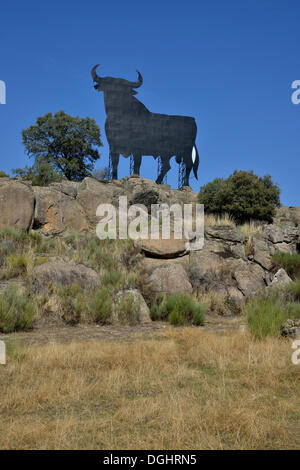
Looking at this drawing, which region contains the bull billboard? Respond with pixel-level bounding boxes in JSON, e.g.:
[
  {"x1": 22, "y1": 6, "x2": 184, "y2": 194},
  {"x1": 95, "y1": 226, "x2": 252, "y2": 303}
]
[{"x1": 91, "y1": 65, "x2": 199, "y2": 186}]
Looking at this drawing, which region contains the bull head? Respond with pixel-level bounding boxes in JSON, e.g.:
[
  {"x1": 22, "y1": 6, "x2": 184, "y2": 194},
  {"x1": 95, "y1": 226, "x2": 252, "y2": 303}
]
[{"x1": 91, "y1": 65, "x2": 143, "y2": 94}]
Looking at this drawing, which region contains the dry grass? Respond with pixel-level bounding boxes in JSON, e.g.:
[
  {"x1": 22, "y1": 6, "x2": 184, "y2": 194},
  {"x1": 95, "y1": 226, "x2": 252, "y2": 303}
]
[
  {"x1": 239, "y1": 221, "x2": 263, "y2": 238},
  {"x1": 203, "y1": 213, "x2": 262, "y2": 239},
  {"x1": 0, "y1": 329, "x2": 299, "y2": 450},
  {"x1": 204, "y1": 213, "x2": 236, "y2": 227}
]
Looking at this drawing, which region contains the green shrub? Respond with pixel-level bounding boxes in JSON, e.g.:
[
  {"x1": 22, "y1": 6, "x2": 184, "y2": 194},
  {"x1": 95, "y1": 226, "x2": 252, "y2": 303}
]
[
  {"x1": 56, "y1": 284, "x2": 113, "y2": 325},
  {"x1": 0, "y1": 227, "x2": 27, "y2": 243},
  {"x1": 117, "y1": 294, "x2": 140, "y2": 325},
  {"x1": 66, "y1": 235, "x2": 118, "y2": 271},
  {"x1": 0, "y1": 287, "x2": 35, "y2": 333},
  {"x1": 245, "y1": 296, "x2": 287, "y2": 339},
  {"x1": 168, "y1": 310, "x2": 186, "y2": 326},
  {"x1": 198, "y1": 170, "x2": 280, "y2": 224},
  {"x1": 12, "y1": 159, "x2": 63, "y2": 186},
  {"x1": 273, "y1": 253, "x2": 300, "y2": 279},
  {"x1": 57, "y1": 284, "x2": 84, "y2": 325},
  {"x1": 87, "y1": 287, "x2": 112, "y2": 324},
  {"x1": 286, "y1": 302, "x2": 300, "y2": 319},
  {"x1": 102, "y1": 270, "x2": 123, "y2": 288},
  {"x1": 150, "y1": 293, "x2": 206, "y2": 326},
  {"x1": 4, "y1": 253, "x2": 31, "y2": 279},
  {"x1": 0, "y1": 170, "x2": 9, "y2": 177},
  {"x1": 0, "y1": 228, "x2": 54, "y2": 254},
  {"x1": 285, "y1": 277, "x2": 300, "y2": 301}
]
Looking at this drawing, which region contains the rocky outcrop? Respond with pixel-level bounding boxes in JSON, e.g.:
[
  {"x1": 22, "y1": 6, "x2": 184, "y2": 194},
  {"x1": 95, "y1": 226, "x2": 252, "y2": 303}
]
[
  {"x1": 31, "y1": 261, "x2": 100, "y2": 293},
  {"x1": 249, "y1": 224, "x2": 300, "y2": 270},
  {"x1": 0, "y1": 179, "x2": 35, "y2": 231},
  {"x1": 1, "y1": 176, "x2": 300, "y2": 312},
  {"x1": 276, "y1": 206, "x2": 300, "y2": 226},
  {"x1": 33, "y1": 186, "x2": 89, "y2": 235},
  {"x1": 76, "y1": 177, "x2": 122, "y2": 227}
]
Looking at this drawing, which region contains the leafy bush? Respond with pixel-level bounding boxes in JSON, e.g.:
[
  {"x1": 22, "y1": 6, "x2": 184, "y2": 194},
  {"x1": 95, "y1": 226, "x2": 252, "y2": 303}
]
[
  {"x1": 21, "y1": 111, "x2": 103, "y2": 181},
  {"x1": 198, "y1": 170, "x2": 280, "y2": 223},
  {"x1": 57, "y1": 284, "x2": 84, "y2": 325},
  {"x1": 87, "y1": 287, "x2": 112, "y2": 324},
  {"x1": 0, "y1": 170, "x2": 9, "y2": 177},
  {"x1": 150, "y1": 293, "x2": 206, "y2": 326},
  {"x1": 117, "y1": 294, "x2": 140, "y2": 325},
  {"x1": 0, "y1": 228, "x2": 53, "y2": 253},
  {"x1": 273, "y1": 253, "x2": 300, "y2": 280},
  {"x1": 0, "y1": 227, "x2": 28, "y2": 243},
  {"x1": 245, "y1": 296, "x2": 287, "y2": 339},
  {"x1": 285, "y1": 277, "x2": 300, "y2": 302},
  {"x1": 102, "y1": 270, "x2": 123, "y2": 288},
  {"x1": 0, "y1": 287, "x2": 35, "y2": 333},
  {"x1": 286, "y1": 302, "x2": 300, "y2": 319},
  {"x1": 12, "y1": 159, "x2": 63, "y2": 186},
  {"x1": 4, "y1": 253, "x2": 31, "y2": 278},
  {"x1": 56, "y1": 284, "x2": 113, "y2": 325}
]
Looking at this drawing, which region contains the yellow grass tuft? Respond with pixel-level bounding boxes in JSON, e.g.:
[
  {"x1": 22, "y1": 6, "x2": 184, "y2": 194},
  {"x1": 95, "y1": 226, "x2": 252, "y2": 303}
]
[{"x1": 204, "y1": 213, "x2": 236, "y2": 227}]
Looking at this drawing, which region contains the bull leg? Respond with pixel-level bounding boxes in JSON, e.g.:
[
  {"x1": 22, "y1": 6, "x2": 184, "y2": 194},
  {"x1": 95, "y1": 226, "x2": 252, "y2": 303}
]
[
  {"x1": 133, "y1": 155, "x2": 142, "y2": 175},
  {"x1": 110, "y1": 152, "x2": 119, "y2": 180},
  {"x1": 184, "y1": 166, "x2": 192, "y2": 186},
  {"x1": 184, "y1": 155, "x2": 192, "y2": 186},
  {"x1": 156, "y1": 156, "x2": 170, "y2": 184}
]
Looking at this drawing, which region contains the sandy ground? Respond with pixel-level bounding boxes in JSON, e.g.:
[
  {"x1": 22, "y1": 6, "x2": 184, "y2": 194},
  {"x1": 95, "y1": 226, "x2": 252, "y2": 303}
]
[{"x1": 0, "y1": 314, "x2": 245, "y2": 346}]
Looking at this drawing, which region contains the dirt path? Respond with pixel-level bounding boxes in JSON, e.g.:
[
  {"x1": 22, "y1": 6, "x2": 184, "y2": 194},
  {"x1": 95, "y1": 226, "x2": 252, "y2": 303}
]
[{"x1": 0, "y1": 314, "x2": 245, "y2": 346}]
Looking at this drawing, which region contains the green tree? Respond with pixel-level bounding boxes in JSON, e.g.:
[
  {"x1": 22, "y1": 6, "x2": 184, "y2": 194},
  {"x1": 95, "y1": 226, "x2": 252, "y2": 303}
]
[
  {"x1": 198, "y1": 170, "x2": 280, "y2": 223},
  {"x1": 0, "y1": 170, "x2": 9, "y2": 177},
  {"x1": 12, "y1": 158, "x2": 63, "y2": 186},
  {"x1": 22, "y1": 111, "x2": 103, "y2": 181}
]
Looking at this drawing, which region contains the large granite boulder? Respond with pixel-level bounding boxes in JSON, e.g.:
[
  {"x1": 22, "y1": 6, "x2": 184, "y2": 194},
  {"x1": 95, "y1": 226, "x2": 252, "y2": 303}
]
[
  {"x1": 31, "y1": 261, "x2": 100, "y2": 293},
  {"x1": 205, "y1": 225, "x2": 246, "y2": 244},
  {"x1": 0, "y1": 179, "x2": 35, "y2": 231},
  {"x1": 251, "y1": 236, "x2": 275, "y2": 270},
  {"x1": 268, "y1": 268, "x2": 292, "y2": 289},
  {"x1": 146, "y1": 263, "x2": 193, "y2": 296},
  {"x1": 33, "y1": 186, "x2": 88, "y2": 235},
  {"x1": 136, "y1": 238, "x2": 188, "y2": 259},
  {"x1": 76, "y1": 177, "x2": 121, "y2": 227},
  {"x1": 114, "y1": 288, "x2": 151, "y2": 324},
  {"x1": 260, "y1": 224, "x2": 299, "y2": 254},
  {"x1": 232, "y1": 259, "x2": 266, "y2": 297},
  {"x1": 203, "y1": 225, "x2": 246, "y2": 259}
]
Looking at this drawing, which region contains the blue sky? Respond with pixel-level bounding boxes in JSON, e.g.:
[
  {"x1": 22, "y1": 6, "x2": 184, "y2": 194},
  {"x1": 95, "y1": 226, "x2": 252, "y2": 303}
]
[{"x1": 0, "y1": 0, "x2": 299, "y2": 205}]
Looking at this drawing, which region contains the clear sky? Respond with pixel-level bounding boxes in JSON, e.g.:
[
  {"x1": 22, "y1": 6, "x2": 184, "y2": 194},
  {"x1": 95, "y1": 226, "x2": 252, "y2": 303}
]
[{"x1": 0, "y1": 0, "x2": 299, "y2": 205}]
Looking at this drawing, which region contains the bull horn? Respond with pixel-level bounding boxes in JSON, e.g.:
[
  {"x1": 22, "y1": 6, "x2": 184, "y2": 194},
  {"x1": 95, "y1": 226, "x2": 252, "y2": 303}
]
[
  {"x1": 126, "y1": 70, "x2": 143, "y2": 88},
  {"x1": 91, "y1": 64, "x2": 102, "y2": 82}
]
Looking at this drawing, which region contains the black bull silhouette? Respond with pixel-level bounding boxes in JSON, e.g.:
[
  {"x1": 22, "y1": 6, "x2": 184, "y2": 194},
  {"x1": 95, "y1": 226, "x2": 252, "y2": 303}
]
[{"x1": 91, "y1": 65, "x2": 199, "y2": 186}]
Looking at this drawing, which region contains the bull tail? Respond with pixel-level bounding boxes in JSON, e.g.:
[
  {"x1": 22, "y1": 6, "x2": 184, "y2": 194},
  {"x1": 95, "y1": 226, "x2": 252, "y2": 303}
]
[{"x1": 192, "y1": 145, "x2": 199, "y2": 180}]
